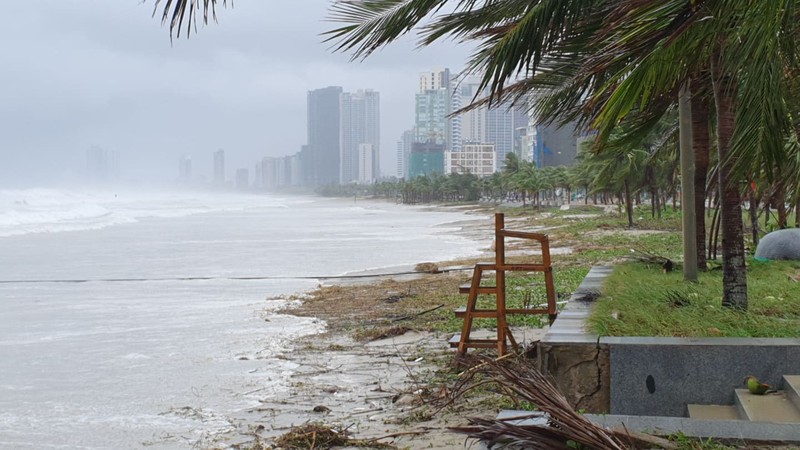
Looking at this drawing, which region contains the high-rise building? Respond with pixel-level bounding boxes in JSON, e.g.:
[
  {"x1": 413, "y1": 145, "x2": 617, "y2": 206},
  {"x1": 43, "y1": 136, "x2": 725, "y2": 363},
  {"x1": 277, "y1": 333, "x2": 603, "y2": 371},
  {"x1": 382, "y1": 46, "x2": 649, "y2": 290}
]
[
  {"x1": 213, "y1": 149, "x2": 225, "y2": 184},
  {"x1": 409, "y1": 142, "x2": 445, "y2": 178},
  {"x1": 179, "y1": 155, "x2": 192, "y2": 181},
  {"x1": 86, "y1": 146, "x2": 120, "y2": 182},
  {"x1": 415, "y1": 68, "x2": 458, "y2": 152},
  {"x1": 396, "y1": 129, "x2": 414, "y2": 179},
  {"x1": 487, "y1": 103, "x2": 528, "y2": 167},
  {"x1": 288, "y1": 153, "x2": 303, "y2": 186},
  {"x1": 459, "y1": 81, "x2": 487, "y2": 144},
  {"x1": 340, "y1": 89, "x2": 380, "y2": 184},
  {"x1": 259, "y1": 157, "x2": 278, "y2": 190},
  {"x1": 419, "y1": 68, "x2": 451, "y2": 91},
  {"x1": 534, "y1": 122, "x2": 582, "y2": 167},
  {"x1": 454, "y1": 79, "x2": 529, "y2": 169},
  {"x1": 415, "y1": 89, "x2": 449, "y2": 145},
  {"x1": 306, "y1": 86, "x2": 343, "y2": 186},
  {"x1": 357, "y1": 143, "x2": 374, "y2": 184}
]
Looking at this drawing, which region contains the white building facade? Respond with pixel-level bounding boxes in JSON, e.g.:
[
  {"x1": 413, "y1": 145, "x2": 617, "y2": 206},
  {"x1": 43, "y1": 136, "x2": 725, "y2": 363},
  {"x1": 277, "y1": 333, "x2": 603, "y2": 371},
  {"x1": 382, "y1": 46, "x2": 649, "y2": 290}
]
[
  {"x1": 340, "y1": 89, "x2": 380, "y2": 184},
  {"x1": 445, "y1": 143, "x2": 496, "y2": 177}
]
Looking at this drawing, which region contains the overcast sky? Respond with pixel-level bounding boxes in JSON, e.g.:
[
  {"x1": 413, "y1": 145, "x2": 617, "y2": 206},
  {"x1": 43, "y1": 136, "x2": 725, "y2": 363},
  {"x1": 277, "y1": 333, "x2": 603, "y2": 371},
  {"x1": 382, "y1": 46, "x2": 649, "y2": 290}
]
[{"x1": 0, "y1": 1, "x2": 473, "y2": 187}]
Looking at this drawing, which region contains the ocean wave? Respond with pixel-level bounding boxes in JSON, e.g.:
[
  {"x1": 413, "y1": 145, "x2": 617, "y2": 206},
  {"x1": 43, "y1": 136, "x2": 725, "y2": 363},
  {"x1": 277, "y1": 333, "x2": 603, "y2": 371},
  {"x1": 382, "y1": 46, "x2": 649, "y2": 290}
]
[{"x1": 0, "y1": 188, "x2": 289, "y2": 237}]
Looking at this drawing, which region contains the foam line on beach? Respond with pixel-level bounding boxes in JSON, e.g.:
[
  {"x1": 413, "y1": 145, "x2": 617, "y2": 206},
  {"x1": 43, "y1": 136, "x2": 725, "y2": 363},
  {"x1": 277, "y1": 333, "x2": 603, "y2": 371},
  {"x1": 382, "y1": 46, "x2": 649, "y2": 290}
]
[{"x1": 0, "y1": 267, "x2": 475, "y2": 285}]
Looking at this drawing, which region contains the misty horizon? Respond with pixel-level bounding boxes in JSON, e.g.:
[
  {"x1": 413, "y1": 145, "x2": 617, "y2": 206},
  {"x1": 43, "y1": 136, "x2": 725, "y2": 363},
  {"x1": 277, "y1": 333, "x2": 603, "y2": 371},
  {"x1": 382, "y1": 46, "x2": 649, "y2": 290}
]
[{"x1": 1, "y1": 2, "x2": 473, "y2": 188}]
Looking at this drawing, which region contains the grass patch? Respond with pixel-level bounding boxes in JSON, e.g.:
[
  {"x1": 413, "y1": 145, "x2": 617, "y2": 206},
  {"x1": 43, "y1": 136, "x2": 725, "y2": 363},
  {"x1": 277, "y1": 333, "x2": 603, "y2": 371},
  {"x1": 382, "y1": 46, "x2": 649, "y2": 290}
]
[{"x1": 588, "y1": 260, "x2": 800, "y2": 337}]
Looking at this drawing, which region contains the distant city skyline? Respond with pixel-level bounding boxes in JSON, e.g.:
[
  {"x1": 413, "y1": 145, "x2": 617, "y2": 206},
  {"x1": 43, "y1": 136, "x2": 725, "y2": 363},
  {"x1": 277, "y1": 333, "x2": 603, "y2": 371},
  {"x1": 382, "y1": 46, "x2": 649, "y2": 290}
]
[{"x1": 0, "y1": 2, "x2": 473, "y2": 188}]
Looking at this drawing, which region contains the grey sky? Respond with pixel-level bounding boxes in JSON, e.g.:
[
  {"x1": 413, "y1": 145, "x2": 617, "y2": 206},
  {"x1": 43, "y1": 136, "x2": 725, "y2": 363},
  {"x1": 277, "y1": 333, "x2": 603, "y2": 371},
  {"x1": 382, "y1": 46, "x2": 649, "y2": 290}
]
[{"x1": 0, "y1": 1, "x2": 472, "y2": 187}]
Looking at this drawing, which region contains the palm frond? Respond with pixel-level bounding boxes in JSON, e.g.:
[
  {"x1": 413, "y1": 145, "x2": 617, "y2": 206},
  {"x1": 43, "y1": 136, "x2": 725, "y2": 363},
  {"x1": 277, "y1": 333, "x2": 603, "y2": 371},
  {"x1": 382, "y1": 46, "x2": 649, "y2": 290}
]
[
  {"x1": 323, "y1": 0, "x2": 454, "y2": 59},
  {"x1": 448, "y1": 357, "x2": 628, "y2": 450},
  {"x1": 153, "y1": 0, "x2": 228, "y2": 38}
]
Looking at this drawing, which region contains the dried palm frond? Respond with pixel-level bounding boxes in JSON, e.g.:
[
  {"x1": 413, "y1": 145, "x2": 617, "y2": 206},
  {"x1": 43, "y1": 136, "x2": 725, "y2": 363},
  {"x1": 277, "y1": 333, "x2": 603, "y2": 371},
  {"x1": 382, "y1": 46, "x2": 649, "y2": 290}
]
[{"x1": 448, "y1": 357, "x2": 628, "y2": 450}]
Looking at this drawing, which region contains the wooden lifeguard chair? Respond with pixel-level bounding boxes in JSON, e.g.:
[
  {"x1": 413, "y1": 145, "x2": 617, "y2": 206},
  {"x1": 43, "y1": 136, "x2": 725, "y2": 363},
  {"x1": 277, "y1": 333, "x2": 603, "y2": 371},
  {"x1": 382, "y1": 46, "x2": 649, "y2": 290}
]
[{"x1": 451, "y1": 213, "x2": 558, "y2": 356}]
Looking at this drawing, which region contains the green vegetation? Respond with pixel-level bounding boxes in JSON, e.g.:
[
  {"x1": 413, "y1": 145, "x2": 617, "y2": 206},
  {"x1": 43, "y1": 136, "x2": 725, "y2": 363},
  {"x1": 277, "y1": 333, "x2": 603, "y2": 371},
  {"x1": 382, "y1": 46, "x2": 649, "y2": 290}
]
[{"x1": 589, "y1": 260, "x2": 800, "y2": 338}]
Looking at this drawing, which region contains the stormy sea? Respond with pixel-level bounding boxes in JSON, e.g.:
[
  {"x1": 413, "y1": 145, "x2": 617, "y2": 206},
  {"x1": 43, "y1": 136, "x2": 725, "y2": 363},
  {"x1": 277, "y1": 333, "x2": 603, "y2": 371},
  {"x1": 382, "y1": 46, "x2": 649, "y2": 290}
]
[{"x1": 0, "y1": 188, "x2": 485, "y2": 449}]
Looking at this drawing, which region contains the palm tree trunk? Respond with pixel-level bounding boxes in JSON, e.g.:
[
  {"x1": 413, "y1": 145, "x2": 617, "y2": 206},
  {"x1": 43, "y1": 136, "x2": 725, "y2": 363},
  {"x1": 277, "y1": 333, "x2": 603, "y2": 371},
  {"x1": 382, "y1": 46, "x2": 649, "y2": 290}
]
[
  {"x1": 775, "y1": 182, "x2": 787, "y2": 229},
  {"x1": 749, "y1": 186, "x2": 759, "y2": 247},
  {"x1": 711, "y1": 46, "x2": 748, "y2": 310},
  {"x1": 691, "y1": 88, "x2": 710, "y2": 270},
  {"x1": 763, "y1": 190, "x2": 771, "y2": 229},
  {"x1": 679, "y1": 82, "x2": 698, "y2": 281},
  {"x1": 624, "y1": 180, "x2": 634, "y2": 228}
]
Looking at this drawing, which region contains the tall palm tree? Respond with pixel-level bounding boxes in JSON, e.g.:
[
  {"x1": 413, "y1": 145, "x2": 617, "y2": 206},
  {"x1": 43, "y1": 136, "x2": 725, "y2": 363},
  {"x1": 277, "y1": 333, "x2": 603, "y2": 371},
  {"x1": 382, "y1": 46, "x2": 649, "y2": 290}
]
[
  {"x1": 570, "y1": 0, "x2": 800, "y2": 309},
  {"x1": 154, "y1": 0, "x2": 800, "y2": 310}
]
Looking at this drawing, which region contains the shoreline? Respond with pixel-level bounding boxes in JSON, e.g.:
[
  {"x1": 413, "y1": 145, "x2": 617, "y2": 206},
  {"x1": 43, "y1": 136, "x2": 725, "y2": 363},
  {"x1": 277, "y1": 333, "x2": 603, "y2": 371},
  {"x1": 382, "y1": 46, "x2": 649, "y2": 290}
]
[{"x1": 221, "y1": 205, "x2": 503, "y2": 449}]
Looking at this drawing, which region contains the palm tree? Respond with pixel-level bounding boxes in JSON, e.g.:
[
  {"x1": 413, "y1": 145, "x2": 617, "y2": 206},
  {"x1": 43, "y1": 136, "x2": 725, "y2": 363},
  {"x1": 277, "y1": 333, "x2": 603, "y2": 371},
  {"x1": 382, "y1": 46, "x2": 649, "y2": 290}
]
[
  {"x1": 578, "y1": 1, "x2": 800, "y2": 309},
  {"x1": 154, "y1": 0, "x2": 800, "y2": 310}
]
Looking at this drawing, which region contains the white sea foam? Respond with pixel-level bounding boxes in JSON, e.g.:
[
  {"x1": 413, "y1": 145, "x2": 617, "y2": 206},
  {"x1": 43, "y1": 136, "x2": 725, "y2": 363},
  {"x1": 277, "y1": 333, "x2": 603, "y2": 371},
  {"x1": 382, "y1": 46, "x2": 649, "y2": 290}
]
[
  {"x1": 0, "y1": 188, "x2": 286, "y2": 237},
  {"x1": 0, "y1": 192, "x2": 487, "y2": 449}
]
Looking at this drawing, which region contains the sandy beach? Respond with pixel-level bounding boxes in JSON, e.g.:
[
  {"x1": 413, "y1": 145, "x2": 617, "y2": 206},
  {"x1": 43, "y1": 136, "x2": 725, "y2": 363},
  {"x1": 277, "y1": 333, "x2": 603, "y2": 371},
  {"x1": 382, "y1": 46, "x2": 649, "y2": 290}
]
[
  {"x1": 227, "y1": 295, "x2": 548, "y2": 450},
  {"x1": 209, "y1": 210, "x2": 553, "y2": 449}
]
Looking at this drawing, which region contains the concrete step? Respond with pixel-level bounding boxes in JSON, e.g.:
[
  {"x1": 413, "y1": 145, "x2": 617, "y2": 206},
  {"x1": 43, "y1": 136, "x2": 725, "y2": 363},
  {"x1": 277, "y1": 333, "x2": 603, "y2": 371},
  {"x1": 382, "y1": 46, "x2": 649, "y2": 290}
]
[
  {"x1": 735, "y1": 388, "x2": 800, "y2": 423},
  {"x1": 783, "y1": 375, "x2": 800, "y2": 411},
  {"x1": 687, "y1": 404, "x2": 740, "y2": 421}
]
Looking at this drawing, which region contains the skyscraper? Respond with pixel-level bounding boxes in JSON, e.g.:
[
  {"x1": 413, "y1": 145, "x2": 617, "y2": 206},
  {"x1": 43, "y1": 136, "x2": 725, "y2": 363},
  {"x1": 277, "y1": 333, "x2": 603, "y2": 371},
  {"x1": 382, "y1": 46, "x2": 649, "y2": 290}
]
[
  {"x1": 415, "y1": 68, "x2": 458, "y2": 153},
  {"x1": 307, "y1": 86, "x2": 343, "y2": 186},
  {"x1": 459, "y1": 81, "x2": 487, "y2": 144},
  {"x1": 86, "y1": 146, "x2": 120, "y2": 182},
  {"x1": 340, "y1": 89, "x2": 380, "y2": 184},
  {"x1": 414, "y1": 88, "x2": 449, "y2": 145},
  {"x1": 213, "y1": 149, "x2": 225, "y2": 184},
  {"x1": 357, "y1": 143, "x2": 375, "y2": 183},
  {"x1": 487, "y1": 103, "x2": 528, "y2": 166},
  {"x1": 534, "y1": 122, "x2": 582, "y2": 167},
  {"x1": 454, "y1": 79, "x2": 529, "y2": 169},
  {"x1": 179, "y1": 155, "x2": 192, "y2": 181},
  {"x1": 396, "y1": 129, "x2": 414, "y2": 179}
]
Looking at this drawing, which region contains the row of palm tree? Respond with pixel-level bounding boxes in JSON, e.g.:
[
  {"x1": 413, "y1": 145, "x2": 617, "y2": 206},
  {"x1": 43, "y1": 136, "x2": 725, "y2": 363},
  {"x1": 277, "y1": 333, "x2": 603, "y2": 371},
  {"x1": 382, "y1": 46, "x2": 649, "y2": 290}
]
[
  {"x1": 153, "y1": 0, "x2": 800, "y2": 310},
  {"x1": 317, "y1": 0, "x2": 800, "y2": 310}
]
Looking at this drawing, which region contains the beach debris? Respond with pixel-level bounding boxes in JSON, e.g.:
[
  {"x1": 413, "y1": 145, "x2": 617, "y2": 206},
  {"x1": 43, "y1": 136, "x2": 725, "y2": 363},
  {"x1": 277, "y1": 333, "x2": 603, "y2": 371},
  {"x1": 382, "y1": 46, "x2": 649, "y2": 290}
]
[
  {"x1": 390, "y1": 304, "x2": 444, "y2": 323},
  {"x1": 392, "y1": 393, "x2": 420, "y2": 406},
  {"x1": 382, "y1": 291, "x2": 406, "y2": 303},
  {"x1": 355, "y1": 325, "x2": 410, "y2": 342},
  {"x1": 628, "y1": 248, "x2": 675, "y2": 272},
  {"x1": 274, "y1": 423, "x2": 350, "y2": 449},
  {"x1": 274, "y1": 423, "x2": 397, "y2": 449},
  {"x1": 573, "y1": 289, "x2": 602, "y2": 303},
  {"x1": 413, "y1": 262, "x2": 440, "y2": 273},
  {"x1": 448, "y1": 357, "x2": 629, "y2": 450}
]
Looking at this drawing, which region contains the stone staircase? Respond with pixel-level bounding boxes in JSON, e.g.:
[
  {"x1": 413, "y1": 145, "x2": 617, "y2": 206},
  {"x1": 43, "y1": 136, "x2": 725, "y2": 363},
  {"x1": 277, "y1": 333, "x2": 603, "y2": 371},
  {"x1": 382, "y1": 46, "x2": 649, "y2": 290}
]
[
  {"x1": 688, "y1": 375, "x2": 800, "y2": 423},
  {"x1": 497, "y1": 375, "x2": 800, "y2": 444}
]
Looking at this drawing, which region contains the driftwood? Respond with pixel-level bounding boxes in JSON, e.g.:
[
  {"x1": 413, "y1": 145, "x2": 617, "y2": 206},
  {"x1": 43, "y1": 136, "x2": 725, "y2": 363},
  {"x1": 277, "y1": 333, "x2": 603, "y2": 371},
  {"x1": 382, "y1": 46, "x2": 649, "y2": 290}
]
[{"x1": 391, "y1": 304, "x2": 444, "y2": 322}]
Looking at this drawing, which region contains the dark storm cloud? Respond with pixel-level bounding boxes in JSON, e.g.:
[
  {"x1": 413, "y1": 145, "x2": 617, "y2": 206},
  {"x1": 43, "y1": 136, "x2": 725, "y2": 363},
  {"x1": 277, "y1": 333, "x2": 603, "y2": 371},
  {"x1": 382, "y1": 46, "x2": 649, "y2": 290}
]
[{"x1": 0, "y1": 1, "x2": 472, "y2": 187}]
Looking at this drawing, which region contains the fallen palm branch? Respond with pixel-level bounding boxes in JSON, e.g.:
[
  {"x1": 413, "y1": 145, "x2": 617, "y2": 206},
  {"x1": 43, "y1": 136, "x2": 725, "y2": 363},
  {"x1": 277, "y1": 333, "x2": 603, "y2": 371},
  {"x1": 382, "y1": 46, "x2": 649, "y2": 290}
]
[{"x1": 447, "y1": 356, "x2": 640, "y2": 450}]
